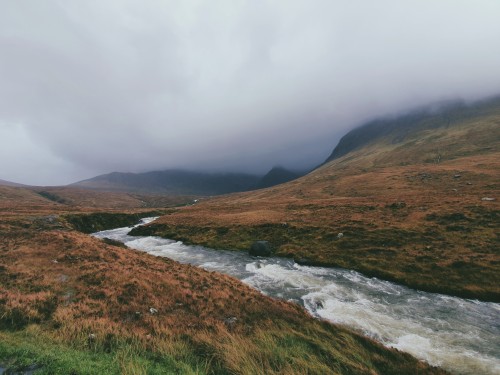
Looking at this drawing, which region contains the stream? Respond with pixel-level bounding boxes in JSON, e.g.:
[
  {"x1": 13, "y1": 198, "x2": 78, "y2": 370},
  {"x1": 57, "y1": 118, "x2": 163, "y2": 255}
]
[{"x1": 93, "y1": 218, "x2": 500, "y2": 375}]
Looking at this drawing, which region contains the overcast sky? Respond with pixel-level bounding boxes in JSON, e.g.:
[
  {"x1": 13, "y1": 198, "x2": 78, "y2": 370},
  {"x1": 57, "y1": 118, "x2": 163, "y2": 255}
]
[{"x1": 1, "y1": 0, "x2": 500, "y2": 185}]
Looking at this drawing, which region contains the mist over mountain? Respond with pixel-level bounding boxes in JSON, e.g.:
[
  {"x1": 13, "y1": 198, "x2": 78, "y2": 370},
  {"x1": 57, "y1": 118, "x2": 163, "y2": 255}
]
[
  {"x1": 72, "y1": 166, "x2": 305, "y2": 196},
  {"x1": 324, "y1": 96, "x2": 500, "y2": 164},
  {"x1": 1, "y1": 1, "x2": 500, "y2": 185}
]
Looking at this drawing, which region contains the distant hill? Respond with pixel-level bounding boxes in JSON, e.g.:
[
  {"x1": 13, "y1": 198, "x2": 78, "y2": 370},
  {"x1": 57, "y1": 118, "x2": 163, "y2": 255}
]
[
  {"x1": 0, "y1": 178, "x2": 27, "y2": 187},
  {"x1": 256, "y1": 167, "x2": 304, "y2": 189},
  {"x1": 0, "y1": 184, "x2": 195, "y2": 213},
  {"x1": 72, "y1": 170, "x2": 263, "y2": 196},
  {"x1": 73, "y1": 165, "x2": 306, "y2": 196},
  {"x1": 324, "y1": 96, "x2": 500, "y2": 164}
]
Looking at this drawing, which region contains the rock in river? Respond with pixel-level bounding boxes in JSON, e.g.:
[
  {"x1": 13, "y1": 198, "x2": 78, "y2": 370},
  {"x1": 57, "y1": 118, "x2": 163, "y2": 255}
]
[{"x1": 249, "y1": 241, "x2": 273, "y2": 257}]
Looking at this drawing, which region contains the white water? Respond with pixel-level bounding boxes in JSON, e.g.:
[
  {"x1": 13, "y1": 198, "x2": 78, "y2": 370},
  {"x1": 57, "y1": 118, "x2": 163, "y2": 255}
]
[{"x1": 94, "y1": 218, "x2": 500, "y2": 375}]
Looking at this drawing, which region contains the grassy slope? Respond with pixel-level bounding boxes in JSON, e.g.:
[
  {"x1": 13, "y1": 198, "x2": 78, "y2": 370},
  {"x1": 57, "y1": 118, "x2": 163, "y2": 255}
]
[
  {"x1": 0, "y1": 185, "x2": 194, "y2": 213},
  {"x1": 0, "y1": 189, "x2": 445, "y2": 374},
  {"x1": 135, "y1": 103, "x2": 500, "y2": 302}
]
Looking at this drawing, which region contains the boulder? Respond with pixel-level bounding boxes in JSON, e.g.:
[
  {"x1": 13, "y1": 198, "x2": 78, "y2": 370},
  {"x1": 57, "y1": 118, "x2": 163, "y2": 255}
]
[{"x1": 249, "y1": 241, "x2": 273, "y2": 257}]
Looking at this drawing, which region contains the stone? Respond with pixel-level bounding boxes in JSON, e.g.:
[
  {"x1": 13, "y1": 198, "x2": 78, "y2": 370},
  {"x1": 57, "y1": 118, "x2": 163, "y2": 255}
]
[
  {"x1": 224, "y1": 316, "x2": 238, "y2": 331},
  {"x1": 249, "y1": 241, "x2": 273, "y2": 257},
  {"x1": 337, "y1": 232, "x2": 344, "y2": 239},
  {"x1": 481, "y1": 197, "x2": 495, "y2": 201},
  {"x1": 224, "y1": 316, "x2": 237, "y2": 325}
]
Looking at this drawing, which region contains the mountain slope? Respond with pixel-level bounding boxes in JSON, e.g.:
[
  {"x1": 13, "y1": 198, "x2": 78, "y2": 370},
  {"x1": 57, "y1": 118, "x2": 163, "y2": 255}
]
[
  {"x1": 256, "y1": 166, "x2": 303, "y2": 189},
  {"x1": 324, "y1": 96, "x2": 500, "y2": 164},
  {"x1": 134, "y1": 97, "x2": 500, "y2": 302},
  {"x1": 72, "y1": 170, "x2": 262, "y2": 196},
  {"x1": 74, "y1": 166, "x2": 307, "y2": 196}
]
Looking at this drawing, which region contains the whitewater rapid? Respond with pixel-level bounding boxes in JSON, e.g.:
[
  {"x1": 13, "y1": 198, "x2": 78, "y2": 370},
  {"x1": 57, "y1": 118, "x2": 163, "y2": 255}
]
[{"x1": 93, "y1": 218, "x2": 500, "y2": 375}]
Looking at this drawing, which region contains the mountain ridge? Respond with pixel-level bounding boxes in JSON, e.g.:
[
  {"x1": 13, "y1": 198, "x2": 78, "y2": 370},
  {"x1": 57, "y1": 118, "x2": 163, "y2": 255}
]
[
  {"x1": 72, "y1": 166, "x2": 305, "y2": 196},
  {"x1": 324, "y1": 96, "x2": 500, "y2": 164}
]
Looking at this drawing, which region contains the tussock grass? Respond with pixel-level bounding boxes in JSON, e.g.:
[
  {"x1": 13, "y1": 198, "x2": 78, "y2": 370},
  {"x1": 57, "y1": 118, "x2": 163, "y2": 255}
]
[{"x1": 0, "y1": 225, "x2": 446, "y2": 374}]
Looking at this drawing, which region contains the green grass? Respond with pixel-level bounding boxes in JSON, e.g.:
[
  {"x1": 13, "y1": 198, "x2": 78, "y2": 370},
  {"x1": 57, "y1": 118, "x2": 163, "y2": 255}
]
[
  {"x1": 0, "y1": 326, "x2": 204, "y2": 375},
  {"x1": 0, "y1": 321, "x2": 444, "y2": 375}
]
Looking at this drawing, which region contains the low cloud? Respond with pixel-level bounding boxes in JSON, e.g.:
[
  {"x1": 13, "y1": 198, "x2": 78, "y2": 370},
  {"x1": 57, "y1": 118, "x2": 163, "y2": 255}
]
[{"x1": 1, "y1": 1, "x2": 500, "y2": 185}]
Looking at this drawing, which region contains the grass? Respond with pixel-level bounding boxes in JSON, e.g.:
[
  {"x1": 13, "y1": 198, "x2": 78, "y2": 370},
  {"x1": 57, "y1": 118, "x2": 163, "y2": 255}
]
[
  {"x1": 0, "y1": 322, "x2": 442, "y2": 375},
  {"x1": 0, "y1": 326, "x2": 203, "y2": 374},
  {"x1": 0, "y1": 218, "x2": 446, "y2": 374},
  {"x1": 132, "y1": 215, "x2": 499, "y2": 301}
]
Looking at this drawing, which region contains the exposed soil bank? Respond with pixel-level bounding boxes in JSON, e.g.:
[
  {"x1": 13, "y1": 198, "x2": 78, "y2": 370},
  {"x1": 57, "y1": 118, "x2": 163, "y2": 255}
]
[{"x1": 65, "y1": 211, "x2": 165, "y2": 233}]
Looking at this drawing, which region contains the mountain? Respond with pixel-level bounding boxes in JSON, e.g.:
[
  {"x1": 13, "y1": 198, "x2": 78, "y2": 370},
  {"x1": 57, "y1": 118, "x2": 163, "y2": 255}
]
[
  {"x1": 133, "y1": 96, "x2": 500, "y2": 302},
  {"x1": 73, "y1": 166, "x2": 305, "y2": 196},
  {"x1": 72, "y1": 170, "x2": 262, "y2": 196},
  {"x1": 324, "y1": 96, "x2": 500, "y2": 164},
  {"x1": 256, "y1": 166, "x2": 304, "y2": 189}
]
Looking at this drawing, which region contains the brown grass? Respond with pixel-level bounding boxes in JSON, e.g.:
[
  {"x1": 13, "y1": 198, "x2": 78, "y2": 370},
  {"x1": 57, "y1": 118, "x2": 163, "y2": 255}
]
[{"x1": 0, "y1": 218, "x2": 445, "y2": 373}]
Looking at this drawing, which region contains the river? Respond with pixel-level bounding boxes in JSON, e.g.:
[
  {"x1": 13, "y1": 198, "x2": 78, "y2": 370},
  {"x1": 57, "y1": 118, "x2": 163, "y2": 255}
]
[{"x1": 93, "y1": 218, "x2": 500, "y2": 375}]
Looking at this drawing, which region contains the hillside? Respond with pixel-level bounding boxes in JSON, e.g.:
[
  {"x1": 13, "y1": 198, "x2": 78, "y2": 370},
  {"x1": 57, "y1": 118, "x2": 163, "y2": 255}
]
[
  {"x1": 324, "y1": 97, "x2": 500, "y2": 163},
  {"x1": 0, "y1": 195, "x2": 444, "y2": 373},
  {"x1": 256, "y1": 166, "x2": 304, "y2": 189},
  {"x1": 0, "y1": 186, "x2": 194, "y2": 216},
  {"x1": 73, "y1": 165, "x2": 306, "y2": 196},
  {"x1": 133, "y1": 97, "x2": 500, "y2": 301}
]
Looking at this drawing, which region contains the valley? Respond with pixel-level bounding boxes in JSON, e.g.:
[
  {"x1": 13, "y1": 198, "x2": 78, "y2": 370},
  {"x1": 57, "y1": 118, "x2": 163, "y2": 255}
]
[
  {"x1": 0, "y1": 187, "x2": 446, "y2": 374},
  {"x1": 2, "y1": 3, "x2": 499, "y2": 373},
  {"x1": 1, "y1": 98, "x2": 499, "y2": 374}
]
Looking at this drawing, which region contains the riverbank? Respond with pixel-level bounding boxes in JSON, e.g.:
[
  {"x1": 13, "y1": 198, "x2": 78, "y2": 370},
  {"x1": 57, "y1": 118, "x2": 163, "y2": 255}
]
[
  {"x1": 131, "y1": 154, "x2": 500, "y2": 302},
  {"x1": 0, "y1": 211, "x2": 446, "y2": 374}
]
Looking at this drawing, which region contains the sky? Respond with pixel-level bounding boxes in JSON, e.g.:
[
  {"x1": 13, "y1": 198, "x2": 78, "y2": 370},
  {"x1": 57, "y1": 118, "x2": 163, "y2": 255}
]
[{"x1": 1, "y1": 1, "x2": 500, "y2": 185}]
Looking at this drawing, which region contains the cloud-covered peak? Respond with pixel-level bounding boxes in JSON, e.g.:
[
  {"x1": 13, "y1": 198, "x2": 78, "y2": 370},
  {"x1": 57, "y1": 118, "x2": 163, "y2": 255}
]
[{"x1": 1, "y1": 1, "x2": 500, "y2": 185}]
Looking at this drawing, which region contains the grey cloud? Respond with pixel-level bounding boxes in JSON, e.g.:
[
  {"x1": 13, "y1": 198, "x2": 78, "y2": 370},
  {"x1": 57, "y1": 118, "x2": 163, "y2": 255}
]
[{"x1": 1, "y1": 0, "x2": 500, "y2": 185}]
